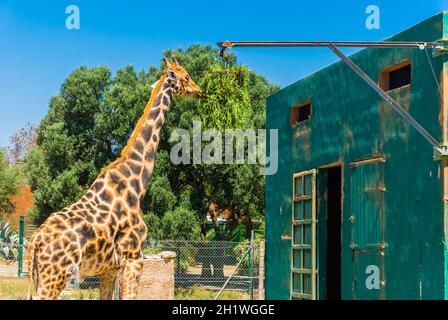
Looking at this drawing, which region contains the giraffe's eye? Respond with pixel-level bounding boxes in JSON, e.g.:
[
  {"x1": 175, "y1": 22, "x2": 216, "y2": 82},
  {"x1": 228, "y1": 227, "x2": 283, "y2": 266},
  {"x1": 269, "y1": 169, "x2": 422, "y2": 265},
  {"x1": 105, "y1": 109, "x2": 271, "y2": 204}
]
[{"x1": 185, "y1": 75, "x2": 190, "y2": 81}]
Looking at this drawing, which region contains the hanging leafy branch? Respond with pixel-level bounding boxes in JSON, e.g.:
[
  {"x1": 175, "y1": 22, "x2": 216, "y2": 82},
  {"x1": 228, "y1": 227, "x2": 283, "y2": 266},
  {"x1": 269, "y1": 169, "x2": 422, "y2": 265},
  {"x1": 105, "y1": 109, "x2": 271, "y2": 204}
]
[{"x1": 199, "y1": 63, "x2": 252, "y2": 130}]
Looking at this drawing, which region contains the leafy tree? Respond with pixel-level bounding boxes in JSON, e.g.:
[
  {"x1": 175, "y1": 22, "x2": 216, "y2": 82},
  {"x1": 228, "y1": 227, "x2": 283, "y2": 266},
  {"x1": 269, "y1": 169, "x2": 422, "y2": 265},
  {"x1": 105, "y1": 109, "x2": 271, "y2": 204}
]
[
  {"x1": 146, "y1": 175, "x2": 177, "y2": 216},
  {"x1": 162, "y1": 207, "x2": 201, "y2": 240},
  {"x1": 25, "y1": 44, "x2": 279, "y2": 240},
  {"x1": 142, "y1": 212, "x2": 163, "y2": 240},
  {"x1": 0, "y1": 150, "x2": 24, "y2": 217}
]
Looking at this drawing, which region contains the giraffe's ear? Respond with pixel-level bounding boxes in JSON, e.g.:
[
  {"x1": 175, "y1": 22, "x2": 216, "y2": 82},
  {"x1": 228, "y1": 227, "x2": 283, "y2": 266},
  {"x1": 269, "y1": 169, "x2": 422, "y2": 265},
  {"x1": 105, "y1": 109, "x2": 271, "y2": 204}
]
[{"x1": 151, "y1": 80, "x2": 160, "y2": 89}]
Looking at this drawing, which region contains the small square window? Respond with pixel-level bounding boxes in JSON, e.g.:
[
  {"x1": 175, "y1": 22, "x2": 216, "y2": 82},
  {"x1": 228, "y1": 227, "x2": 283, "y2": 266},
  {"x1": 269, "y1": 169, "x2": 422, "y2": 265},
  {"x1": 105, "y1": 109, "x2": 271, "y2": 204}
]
[
  {"x1": 379, "y1": 60, "x2": 411, "y2": 91},
  {"x1": 291, "y1": 102, "x2": 311, "y2": 126}
]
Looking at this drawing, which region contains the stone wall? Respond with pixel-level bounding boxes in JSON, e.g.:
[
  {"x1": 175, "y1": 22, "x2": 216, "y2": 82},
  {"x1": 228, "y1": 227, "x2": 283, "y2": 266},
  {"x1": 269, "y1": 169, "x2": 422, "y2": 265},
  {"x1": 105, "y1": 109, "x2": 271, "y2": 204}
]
[{"x1": 137, "y1": 251, "x2": 176, "y2": 300}]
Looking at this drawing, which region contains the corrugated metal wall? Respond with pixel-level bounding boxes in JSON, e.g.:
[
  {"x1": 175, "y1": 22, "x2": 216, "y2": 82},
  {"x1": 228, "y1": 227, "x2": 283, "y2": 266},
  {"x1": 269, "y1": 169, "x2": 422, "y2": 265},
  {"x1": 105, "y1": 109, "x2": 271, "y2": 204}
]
[{"x1": 349, "y1": 158, "x2": 384, "y2": 250}]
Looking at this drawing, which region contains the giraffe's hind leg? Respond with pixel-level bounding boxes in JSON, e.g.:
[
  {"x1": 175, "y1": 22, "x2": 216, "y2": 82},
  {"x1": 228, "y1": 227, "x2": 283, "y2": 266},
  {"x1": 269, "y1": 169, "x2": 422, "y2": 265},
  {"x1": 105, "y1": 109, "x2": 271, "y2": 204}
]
[
  {"x1": 120, "y1": 258, "x2": 144, "y2": 300},
  {"x1": 35, "y1": 265, "x2": 70, "y2": 300},
  {"x1": 100, "y1": 269, "x2": 119, "y2": 300}
]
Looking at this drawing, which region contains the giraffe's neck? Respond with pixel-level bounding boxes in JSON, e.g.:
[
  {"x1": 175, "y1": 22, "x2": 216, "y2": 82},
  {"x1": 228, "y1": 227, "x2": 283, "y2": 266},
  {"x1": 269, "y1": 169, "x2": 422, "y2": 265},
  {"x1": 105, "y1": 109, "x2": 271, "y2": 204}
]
[{"x1": 100, "y1": 73, "x2": 175, "y2": 198}]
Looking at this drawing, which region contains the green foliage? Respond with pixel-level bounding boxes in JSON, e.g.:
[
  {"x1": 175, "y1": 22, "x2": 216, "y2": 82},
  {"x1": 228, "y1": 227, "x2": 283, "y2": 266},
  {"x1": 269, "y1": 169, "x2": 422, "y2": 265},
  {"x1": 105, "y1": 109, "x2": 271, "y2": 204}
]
[
  {"x1": 161, "y1": 207, "x2": 201, "y2": 240},
  {"x1": 25, "y1": 44, "x2": 279, "y2": 239},
  {"x1": 142, "y1": 245, "x2": 163, "y2": 255},
  {"x1": 0, "y1": 150, "x2": 24, "y2": 216},
  {"x1": 204, "y1": 227, "x2": 217, "y2": 241},
  {"x1": 175, "y1": 287, "x2": 248, "y2": 300},
  {"x1": 232, "y1": 239, "x2": 259, "y2": 276},
  {"x1": 146, "y1": 175, "x2": 177, "y2": 216},
  {"x1": 199, "y1": 64, "x2": 251, "y2": 130},
  {"x1": 142, "y1": 212, "x2": 164, "y2": 240},
  {"x1": 253, "y1": 221, "x2": 265, "y2": 240},
  {"x1": 227, "y1": 223, "x2": 248, "y2": 242},
  {"x1": 0, "y1": 221, "x2": 27, "y2": 261}
]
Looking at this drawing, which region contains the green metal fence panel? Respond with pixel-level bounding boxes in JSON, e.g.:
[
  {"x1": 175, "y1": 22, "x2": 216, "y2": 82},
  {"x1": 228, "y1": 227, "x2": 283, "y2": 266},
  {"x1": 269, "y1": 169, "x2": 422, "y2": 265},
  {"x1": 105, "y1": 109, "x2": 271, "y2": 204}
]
[{"x1": 17, "y1": 215, "x2": 25, "y2": 277}]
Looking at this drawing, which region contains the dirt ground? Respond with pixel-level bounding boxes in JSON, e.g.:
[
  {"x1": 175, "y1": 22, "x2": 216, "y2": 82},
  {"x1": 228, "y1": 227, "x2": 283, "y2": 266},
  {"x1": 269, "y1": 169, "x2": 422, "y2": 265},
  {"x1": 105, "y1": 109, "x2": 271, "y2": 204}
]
[
  {"x1": 187, "y1": 264, "x2": 236, "y2": 276},
  {"x1": 0, "y1": 261, "x2": 26, "y2": 277}
]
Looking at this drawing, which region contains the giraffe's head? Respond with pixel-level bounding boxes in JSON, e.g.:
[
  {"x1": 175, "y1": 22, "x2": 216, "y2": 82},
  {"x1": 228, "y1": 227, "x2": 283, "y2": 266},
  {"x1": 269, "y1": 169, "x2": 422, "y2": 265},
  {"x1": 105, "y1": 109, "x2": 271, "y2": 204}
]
[{"x1": 163, "y1": 57, "x2": 201, "y2": 98}]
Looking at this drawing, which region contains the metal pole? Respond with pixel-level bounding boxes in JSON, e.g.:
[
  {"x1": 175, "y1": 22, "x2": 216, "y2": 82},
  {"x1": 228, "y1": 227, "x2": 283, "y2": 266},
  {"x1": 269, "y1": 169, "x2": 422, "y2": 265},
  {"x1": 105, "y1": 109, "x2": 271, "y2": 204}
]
[
  {"x1": 258, "y1": 240, "x2": 265, "y2": 300},
  {"x1": 214, "y1": 245, "x2": 252, "y2": 300},
  {"x1": 327, "y1": 43, "x2": 441, "y2": 150},
  {"x1": 249, "y1": 230, "x2": 254, "y2": 300},
  {"x1": 17, "y1": 215, "x2": 24, "y2": 277},
  {"x1": 218, "y1": 40, "x2": 444, "y2": 49}
]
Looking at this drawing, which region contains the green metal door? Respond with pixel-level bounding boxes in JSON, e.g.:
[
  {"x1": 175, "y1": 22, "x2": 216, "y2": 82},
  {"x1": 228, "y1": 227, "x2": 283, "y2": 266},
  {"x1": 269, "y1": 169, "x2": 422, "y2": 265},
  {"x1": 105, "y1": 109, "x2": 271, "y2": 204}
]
[
  {"x1": 352, "y1": 251, "x2": 383, "y2": 299},
  {"x1": 349, "y1": 157, "x2": 385, "y2": 300},
  {"x1": 291, "y1": 169, "x2": 317, "y2": 300}
]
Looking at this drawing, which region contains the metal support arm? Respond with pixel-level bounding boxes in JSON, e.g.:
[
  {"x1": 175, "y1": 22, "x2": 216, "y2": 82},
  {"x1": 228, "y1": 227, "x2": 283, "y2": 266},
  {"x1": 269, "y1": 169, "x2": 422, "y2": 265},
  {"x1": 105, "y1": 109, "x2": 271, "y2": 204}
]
[
  {"x1": 217, "y1": 40, "x2": 448, "y2": 160},
  {"x1": 327, "y1": 43, "x2": 447, "y2": 159}
]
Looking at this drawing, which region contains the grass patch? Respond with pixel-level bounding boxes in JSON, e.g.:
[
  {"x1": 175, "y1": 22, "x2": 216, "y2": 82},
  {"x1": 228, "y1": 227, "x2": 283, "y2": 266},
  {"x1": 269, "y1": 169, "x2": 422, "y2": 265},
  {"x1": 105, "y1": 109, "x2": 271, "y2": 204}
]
[
  {"x1": 0, "y1": 277, "x2": 30, "y2": 300},
  {"x1": 60, "y1": 289, "x2": 100, "y2": 300},
  {"x1": 175, "y1": 287, "x2": 249, "y2": 300},
  {"x1": 0, "y1": 277, "x2": 99, "y2": 300},
  {"x1": 0, "y1": 278, "x2": 248, "y2": 300}
]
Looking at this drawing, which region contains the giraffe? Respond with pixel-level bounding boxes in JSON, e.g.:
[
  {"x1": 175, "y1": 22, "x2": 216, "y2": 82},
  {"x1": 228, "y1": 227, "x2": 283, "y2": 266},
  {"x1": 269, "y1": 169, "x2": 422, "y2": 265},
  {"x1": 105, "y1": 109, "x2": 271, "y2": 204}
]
[{"x1": 27, "y1": 57, "x2": 201, "y2": 300}]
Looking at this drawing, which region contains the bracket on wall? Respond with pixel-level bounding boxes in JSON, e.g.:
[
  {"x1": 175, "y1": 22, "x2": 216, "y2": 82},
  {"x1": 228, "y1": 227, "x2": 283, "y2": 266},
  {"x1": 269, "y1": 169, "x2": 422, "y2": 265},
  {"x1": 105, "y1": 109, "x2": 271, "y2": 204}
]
[
  {"x1": 217, "y1": 40, "x2": 448, "y2": 160},
  {"x1": 433, "y1": 38, "x2": 448, "y2": 57},
  {"x1": 434, "y1": 144, "x2": 448, "y2": 160}
]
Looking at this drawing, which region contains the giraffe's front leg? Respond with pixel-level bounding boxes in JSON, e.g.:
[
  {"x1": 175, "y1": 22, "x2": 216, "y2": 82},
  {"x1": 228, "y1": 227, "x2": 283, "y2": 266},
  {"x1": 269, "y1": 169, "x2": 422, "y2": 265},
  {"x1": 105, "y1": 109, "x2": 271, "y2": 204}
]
[
  {"x1": 100, "y1": 269, "x2": 119, "y2": 300},
  {"x1": 120, "y1": 258, "x2": 144, "y2": 300}
]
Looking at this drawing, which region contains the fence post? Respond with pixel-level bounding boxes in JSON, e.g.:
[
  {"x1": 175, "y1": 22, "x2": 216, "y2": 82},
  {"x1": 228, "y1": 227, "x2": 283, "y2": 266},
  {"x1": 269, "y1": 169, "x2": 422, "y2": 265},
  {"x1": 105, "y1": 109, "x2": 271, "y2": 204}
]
[
  {"x1": 17, "y1": 215, "x2": 25, "y2": 277},
  {"x1": 249, "y1": 230, "x2": 254, "y2": 300},
  {"x1": 258, "y1": 240, "x2": 265, "y2": 300}
]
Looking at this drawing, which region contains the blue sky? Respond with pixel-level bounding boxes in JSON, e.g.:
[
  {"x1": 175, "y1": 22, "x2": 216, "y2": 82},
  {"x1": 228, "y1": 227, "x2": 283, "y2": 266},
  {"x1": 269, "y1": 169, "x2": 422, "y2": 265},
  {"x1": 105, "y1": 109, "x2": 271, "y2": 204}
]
[{"x1": 0, "y1": 0, "x2": 446, "y2": 146}]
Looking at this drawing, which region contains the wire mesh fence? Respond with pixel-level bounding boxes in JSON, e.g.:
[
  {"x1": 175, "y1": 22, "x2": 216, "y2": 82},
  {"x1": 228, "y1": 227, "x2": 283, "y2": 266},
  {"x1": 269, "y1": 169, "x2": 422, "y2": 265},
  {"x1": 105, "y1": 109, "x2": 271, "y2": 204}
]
[
  {"x1": 63, "y1": 240, "x2": 263, "y2": 300},
  {"x1": 11, "y1": 233, "x2": 264, "y2": 300},
  {"x1": 142, "y1": 239, "x2": 262, "y2": 299},
  {"x1": 62, "y1": 240, "x2": 263, "y2": 300}
]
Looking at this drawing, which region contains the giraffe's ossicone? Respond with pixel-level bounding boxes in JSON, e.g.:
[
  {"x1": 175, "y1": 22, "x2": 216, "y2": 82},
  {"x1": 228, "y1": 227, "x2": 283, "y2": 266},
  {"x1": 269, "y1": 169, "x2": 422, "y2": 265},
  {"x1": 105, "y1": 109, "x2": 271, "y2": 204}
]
[{"x1": 27, "y1": 58, "x2": 201, "y2": 300}]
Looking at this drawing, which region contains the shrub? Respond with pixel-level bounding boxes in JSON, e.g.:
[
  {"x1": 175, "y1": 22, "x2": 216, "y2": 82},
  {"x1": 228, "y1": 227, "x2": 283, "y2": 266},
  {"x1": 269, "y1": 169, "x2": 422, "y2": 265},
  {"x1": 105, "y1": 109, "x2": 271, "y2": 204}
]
[{"x1": 0, "y1": 221, "x2": 27, "y2": 261}]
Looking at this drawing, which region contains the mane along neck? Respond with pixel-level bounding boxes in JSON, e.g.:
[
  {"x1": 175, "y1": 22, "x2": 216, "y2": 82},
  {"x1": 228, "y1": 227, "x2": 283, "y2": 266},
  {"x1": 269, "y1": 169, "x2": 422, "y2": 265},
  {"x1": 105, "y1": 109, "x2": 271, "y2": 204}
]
[{"x1": 102, "y1": 72, "x2": 167, "y2": 173}]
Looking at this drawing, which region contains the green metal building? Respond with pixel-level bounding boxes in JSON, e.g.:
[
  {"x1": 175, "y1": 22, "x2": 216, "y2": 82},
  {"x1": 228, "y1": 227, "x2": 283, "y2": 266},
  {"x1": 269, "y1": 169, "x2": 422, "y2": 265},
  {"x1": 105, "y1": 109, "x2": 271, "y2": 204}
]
[{"x1": 265, "y1": 12, "x2": 448, "y2": 299}]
